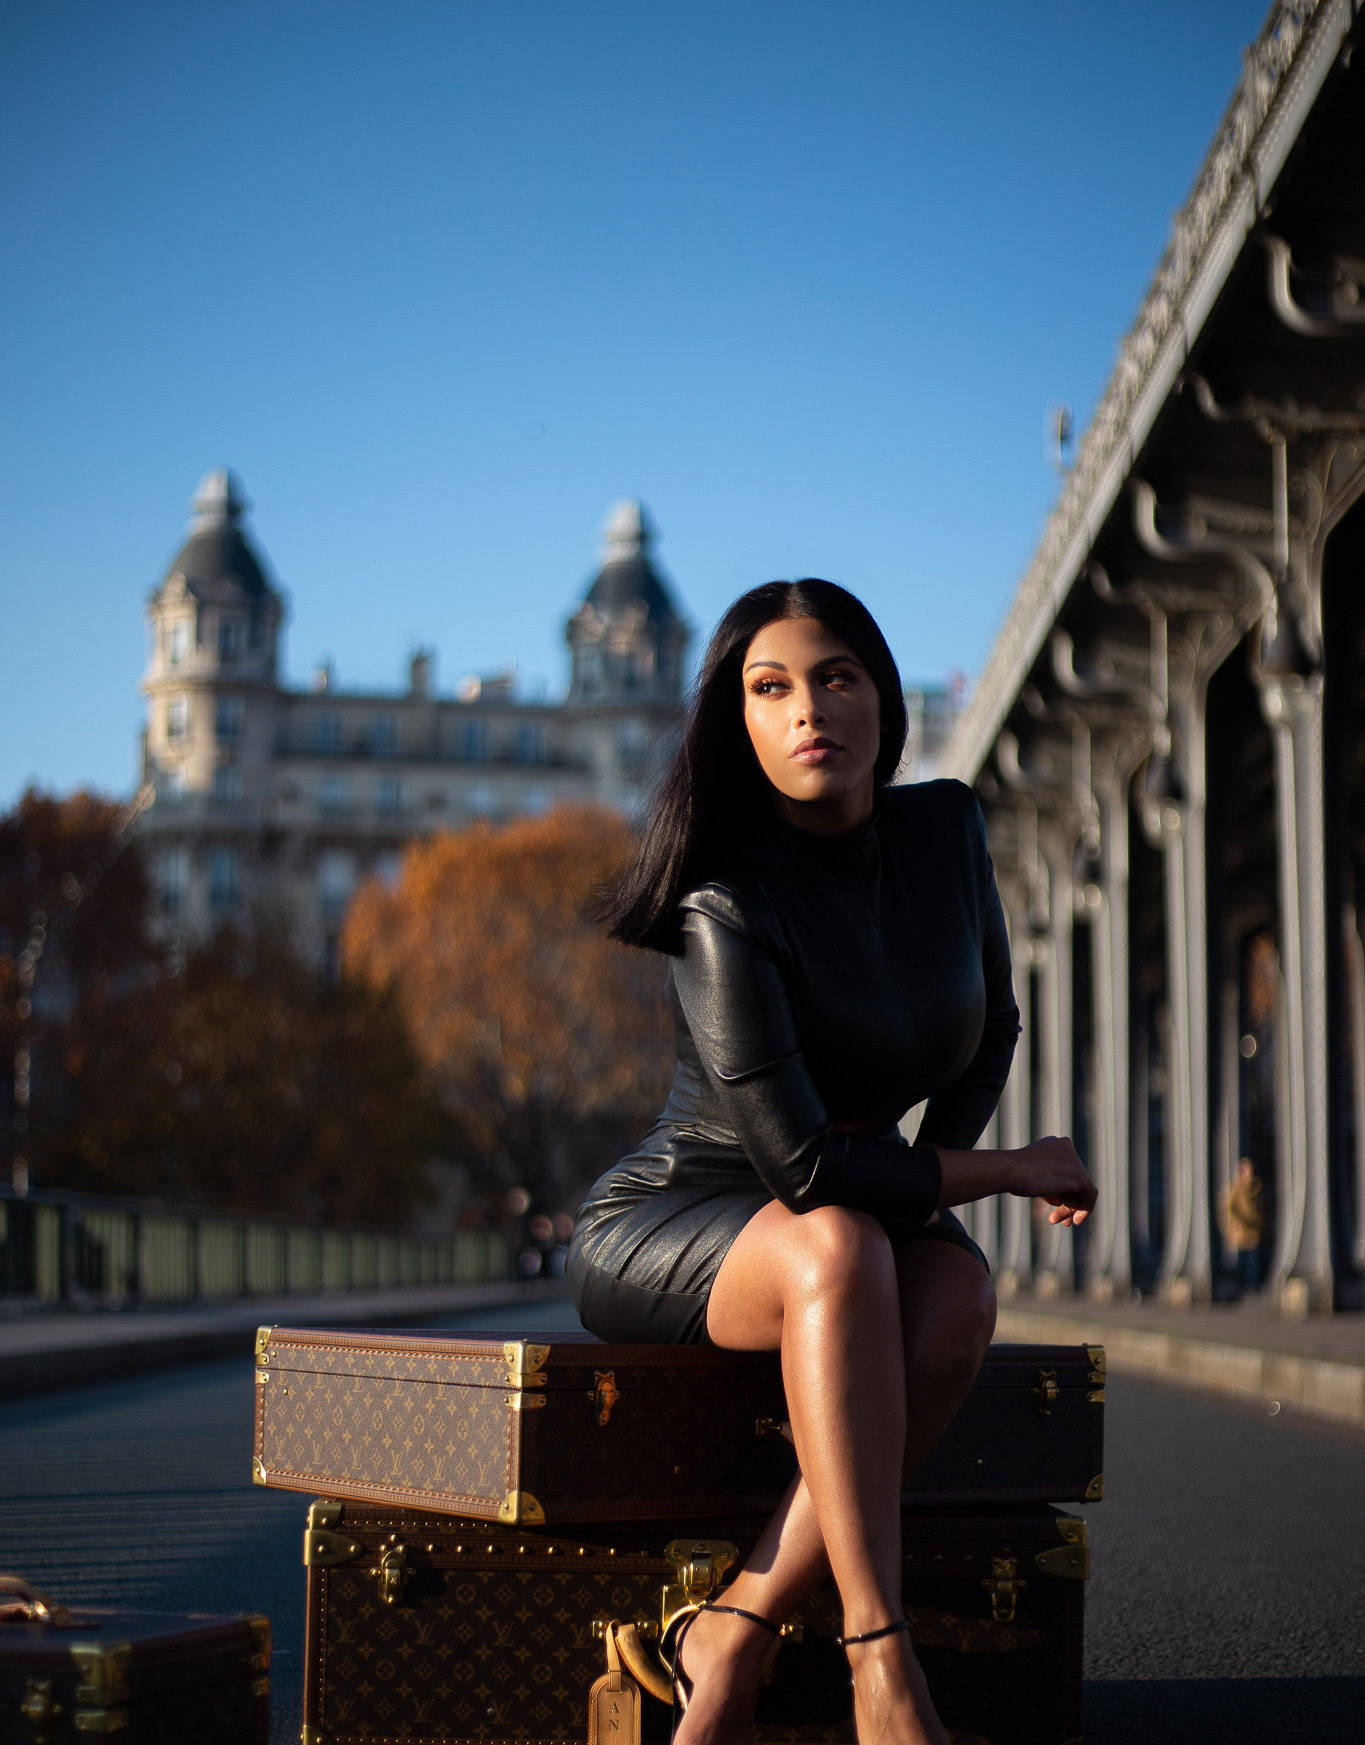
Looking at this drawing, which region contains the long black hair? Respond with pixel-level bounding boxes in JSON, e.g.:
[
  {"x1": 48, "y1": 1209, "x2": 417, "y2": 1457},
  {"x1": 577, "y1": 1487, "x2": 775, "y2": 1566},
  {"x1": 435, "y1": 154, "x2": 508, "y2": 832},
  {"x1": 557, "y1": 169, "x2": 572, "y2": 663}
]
[{"x1": 603, "y1": 578, "x2": 909, "y2": 953}]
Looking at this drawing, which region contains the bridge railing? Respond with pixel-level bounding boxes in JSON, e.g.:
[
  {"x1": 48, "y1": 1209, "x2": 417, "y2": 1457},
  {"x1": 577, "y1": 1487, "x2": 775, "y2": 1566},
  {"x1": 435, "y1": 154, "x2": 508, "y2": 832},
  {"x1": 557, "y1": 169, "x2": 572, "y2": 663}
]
[{"x1": 0, "y1": 1184, "x2": 510, "y2": 1308}]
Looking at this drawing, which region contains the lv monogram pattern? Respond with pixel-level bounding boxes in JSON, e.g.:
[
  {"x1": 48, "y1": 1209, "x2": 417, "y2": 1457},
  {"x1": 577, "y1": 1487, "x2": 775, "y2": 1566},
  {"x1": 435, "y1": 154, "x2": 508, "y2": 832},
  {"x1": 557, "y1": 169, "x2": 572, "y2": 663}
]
[
  {"x1": 256, "y1": 1337, "x2": 791, "y2": 1521},
  {"x1": 260, "y1": 1369, "x2": 515, "y2": 1514},
  {"x1": 303, "y1": 1508, "x2": 1082, "y2": 1745},
  {"x1": 257, "y1": 1336, "x2": 1100, "y2": 1520}
]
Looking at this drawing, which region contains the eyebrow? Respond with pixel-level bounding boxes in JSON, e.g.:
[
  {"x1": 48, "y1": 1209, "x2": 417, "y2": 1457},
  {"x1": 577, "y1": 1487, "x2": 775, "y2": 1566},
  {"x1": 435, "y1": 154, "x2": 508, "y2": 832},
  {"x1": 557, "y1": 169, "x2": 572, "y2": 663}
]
[{"x1": 742, "y1": 653, "x2": 866, "y2": 674}]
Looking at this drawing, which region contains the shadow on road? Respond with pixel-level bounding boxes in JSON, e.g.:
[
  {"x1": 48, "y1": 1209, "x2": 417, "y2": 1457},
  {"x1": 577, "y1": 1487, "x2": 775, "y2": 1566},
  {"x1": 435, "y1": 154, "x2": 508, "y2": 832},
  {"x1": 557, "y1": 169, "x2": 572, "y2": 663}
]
[{"x1": 1085, "y1": 1675, "x2": 1364, "y2": 1742}]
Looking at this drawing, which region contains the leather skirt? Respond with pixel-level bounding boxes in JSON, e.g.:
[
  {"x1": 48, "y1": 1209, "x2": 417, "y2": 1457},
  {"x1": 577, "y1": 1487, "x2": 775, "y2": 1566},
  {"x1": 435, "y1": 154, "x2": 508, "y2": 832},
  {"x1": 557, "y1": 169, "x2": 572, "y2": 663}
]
[{"x1": 567, "y1": 1123, "x2": 987, "y2": 1345}]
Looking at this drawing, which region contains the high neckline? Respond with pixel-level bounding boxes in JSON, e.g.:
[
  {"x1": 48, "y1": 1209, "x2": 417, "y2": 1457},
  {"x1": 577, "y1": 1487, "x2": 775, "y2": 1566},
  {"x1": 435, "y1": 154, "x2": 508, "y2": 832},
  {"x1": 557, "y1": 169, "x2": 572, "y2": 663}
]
[{"x1": 771, "y1": 805, "x2": 881, "y2": 875}]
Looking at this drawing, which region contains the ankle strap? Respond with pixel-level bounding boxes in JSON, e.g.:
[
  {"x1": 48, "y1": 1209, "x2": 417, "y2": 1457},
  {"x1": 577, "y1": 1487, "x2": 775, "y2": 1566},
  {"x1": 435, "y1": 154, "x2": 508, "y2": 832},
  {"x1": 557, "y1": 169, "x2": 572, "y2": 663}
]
[
  {"x1": 836, "y1": 1618, "x2": 910, "y2": 1647},
  {"x1": 705, "y1": 1602, "x2": 781, "y2": 1637}
]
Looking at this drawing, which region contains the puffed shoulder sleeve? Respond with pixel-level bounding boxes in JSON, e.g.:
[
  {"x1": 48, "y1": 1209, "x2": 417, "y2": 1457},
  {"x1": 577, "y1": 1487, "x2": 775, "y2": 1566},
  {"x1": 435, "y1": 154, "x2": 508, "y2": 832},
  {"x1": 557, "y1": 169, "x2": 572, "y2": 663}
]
[
  {"x1": 672, "y1": 888, "x2": 941, "y2": 1223},
  {"x1": 912, "y1": 789, "x2": 1020, "y2": 1151}
]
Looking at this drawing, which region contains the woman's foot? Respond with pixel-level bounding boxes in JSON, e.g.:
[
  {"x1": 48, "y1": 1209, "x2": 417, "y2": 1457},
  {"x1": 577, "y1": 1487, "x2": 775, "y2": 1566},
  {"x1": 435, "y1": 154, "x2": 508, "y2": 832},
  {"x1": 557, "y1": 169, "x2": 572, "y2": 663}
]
[
  {"x1": 670, "y1": 1605, "x2": 776, "y2": 1745},
  {"x1": 846, "y1": 1630, "x2": 949, "y2": 1745}
]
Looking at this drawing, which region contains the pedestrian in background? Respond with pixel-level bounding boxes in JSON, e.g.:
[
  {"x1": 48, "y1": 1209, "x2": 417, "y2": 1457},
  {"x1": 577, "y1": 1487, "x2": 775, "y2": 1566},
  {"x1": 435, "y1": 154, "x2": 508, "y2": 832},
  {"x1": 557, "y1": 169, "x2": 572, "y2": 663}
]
[{"x1": 1222, "y1": 1157, "x2": 1265, "y2": 1292}]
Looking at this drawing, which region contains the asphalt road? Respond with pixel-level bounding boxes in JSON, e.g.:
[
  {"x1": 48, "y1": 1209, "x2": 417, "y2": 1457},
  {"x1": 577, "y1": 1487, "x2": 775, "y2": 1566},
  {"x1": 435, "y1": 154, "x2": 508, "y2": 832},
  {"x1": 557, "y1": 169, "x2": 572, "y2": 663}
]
[{"x1": 1, "y1": 1297, "x2": 1360, "y2": 1744}]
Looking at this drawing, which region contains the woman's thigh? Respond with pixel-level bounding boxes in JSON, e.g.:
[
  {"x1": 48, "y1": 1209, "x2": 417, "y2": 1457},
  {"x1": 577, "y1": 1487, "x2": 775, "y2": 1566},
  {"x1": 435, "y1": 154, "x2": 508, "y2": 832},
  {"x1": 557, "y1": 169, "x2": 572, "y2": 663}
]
[
  {"x1": 706, "y1": 1200, "x2": 996, "y2": 1357},
  {"x1": 705, "y1": 1199, "x2": 899, "y2": 1351}
]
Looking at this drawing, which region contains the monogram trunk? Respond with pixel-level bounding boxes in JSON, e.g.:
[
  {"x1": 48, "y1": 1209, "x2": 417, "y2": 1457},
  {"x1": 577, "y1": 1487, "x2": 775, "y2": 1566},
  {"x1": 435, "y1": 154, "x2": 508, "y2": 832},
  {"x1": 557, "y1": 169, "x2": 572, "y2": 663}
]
[
  {"x1": 299, "y1": 1499, "x2": 1086, "y2": 1745},
  {"x1": 254, "y1": 1330, "x2": 1104, "y2": 1523},
  {"x1": 0, "y1": 1605, "x2": 269, "y2": 1745}
]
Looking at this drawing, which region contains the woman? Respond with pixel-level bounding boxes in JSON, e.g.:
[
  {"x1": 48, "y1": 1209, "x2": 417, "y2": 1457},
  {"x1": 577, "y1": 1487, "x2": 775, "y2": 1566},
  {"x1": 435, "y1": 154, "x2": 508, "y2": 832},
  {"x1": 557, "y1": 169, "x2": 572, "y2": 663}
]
[{"x1": 567, "y1": 579, "x2": 1095, "y2": 1745}]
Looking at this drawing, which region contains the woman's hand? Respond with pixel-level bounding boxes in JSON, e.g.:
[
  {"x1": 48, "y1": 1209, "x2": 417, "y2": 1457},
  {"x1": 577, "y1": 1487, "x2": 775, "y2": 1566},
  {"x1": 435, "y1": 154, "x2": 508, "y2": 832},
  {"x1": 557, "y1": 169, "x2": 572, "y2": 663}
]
[{"x1": 1009, "y1": 1136, "x2": 1096, "y2": 1227}]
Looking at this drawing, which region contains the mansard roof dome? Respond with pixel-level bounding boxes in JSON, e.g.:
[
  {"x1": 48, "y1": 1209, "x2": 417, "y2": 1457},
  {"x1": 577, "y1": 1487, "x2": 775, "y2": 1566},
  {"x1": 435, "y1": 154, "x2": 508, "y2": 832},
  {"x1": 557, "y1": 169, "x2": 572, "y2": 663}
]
[
  {"x1": 155, "y1": 469, "x2": 280, "y2": 604},
  {"x1": 583, "y1": 500, "x2": 683, "y2": 626}
]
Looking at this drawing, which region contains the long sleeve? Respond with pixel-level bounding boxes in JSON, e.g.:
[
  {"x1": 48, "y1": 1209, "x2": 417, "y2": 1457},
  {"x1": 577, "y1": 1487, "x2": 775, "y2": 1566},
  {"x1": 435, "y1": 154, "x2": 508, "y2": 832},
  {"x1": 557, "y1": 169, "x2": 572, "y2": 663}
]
[
  {"x1": 671, "y1": 905, "x2": 942, "y2": 1223},
  {"x1": 912, "y1": 798, "x2": 1021, "y2": 1152}
]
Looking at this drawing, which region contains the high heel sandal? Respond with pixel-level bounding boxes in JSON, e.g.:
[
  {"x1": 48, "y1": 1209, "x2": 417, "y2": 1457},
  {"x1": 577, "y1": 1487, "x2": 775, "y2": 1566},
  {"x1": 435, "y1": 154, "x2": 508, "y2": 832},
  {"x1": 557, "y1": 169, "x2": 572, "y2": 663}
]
[
  {"x1": 836, "y1": 1618, "x2": 911, "y2": 1647},
  {"x1": 667, "y1": 1601, "x2": 781, "y2": 1736}
]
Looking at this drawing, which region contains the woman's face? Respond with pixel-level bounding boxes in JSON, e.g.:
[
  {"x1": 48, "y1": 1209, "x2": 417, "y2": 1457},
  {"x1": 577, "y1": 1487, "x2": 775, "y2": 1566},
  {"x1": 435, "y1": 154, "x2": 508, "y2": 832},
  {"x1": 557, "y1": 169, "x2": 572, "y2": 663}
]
[{"x1": 741, "y1": 615, "x2": 884, "y2": 834}]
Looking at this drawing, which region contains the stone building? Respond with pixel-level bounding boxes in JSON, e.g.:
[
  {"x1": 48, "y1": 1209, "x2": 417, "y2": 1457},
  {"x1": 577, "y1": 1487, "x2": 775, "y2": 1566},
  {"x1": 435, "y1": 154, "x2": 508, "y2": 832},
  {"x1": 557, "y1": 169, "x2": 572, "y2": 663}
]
[
  {"x1": 135, "y1": 473, "x2": 690, "y2": 964},
  {"x1": 943, "y1": 0, "x2": 1365, "y2": 1315}
]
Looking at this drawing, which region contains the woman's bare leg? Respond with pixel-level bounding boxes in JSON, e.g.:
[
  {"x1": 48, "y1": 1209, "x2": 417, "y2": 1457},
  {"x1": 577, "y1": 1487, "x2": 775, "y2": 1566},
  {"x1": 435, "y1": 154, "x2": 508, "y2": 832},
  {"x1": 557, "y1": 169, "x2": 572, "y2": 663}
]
[{"x1": 671, "y1": 1226, "x2": 995, "y2": 1745}]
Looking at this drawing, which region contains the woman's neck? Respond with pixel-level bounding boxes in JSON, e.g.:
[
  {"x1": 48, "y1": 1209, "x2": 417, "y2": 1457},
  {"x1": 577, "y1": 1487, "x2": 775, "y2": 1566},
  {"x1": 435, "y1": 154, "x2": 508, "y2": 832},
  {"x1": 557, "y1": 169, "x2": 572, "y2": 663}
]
[{"x1": 771, "y1": 780, "x2": 876, "y2": 838}]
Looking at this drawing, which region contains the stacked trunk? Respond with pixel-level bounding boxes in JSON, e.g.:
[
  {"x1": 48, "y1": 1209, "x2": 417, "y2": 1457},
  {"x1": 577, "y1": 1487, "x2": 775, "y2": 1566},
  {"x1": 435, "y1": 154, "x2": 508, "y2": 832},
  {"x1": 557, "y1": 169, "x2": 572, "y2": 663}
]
[{"x1": 252, "y1": 1328, "x2": 1105, "y2": 1745}]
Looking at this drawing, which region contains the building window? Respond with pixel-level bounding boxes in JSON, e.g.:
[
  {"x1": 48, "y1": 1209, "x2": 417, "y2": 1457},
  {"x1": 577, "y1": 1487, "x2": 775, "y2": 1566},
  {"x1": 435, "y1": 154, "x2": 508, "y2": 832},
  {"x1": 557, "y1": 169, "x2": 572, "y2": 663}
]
[
  {"x1": 167, "y1": 621, "x2": 191, "y2": 666},
  {"x1": 460, "y1": 719, "x2": 487, "y2": 760},
  {"x1": 635, "y1": 646, "x2": 656, "y2": 680},
  {"x1": 218, "y1": 617, "x2": 245, "y2": 661},
  {"x1": 370, "y1": 717, "x2": 396, "y2": 756},
  {"x1": 373, "y1": 850, "x2": 402, "y2": 888},
  {"x1": 313, "y1": 713, "x2": 342, "y2": 754},
  {"x1": 213, "y1": 763, "x2": 242, "y2": 802},
  {"x1": 209, "y1": 847, "x2": 240, "y2": 913},
  {"x1": 166, "y1": 695, "x2": 189, "y2": 740},
  {"x1": 374, "y1": 775, "x2": 402, "y2": 816},
  {"x1": 161, "y1": 763, "x2": 185, "y2": 799},
  {"x1": 160, "y1": 847, "x2": 188, "y2": 915},
  {"x1": 577, "y1": 648, "x2": 601, "y2": 690},
  {"x1": 215, "y1": 697, "x2": 244, "y2": 742},
  {"x1": 317, "y1": 849, "x2": 356, "y2": 922},
  {"x1": 514, "y1": 722, "x2": 544, "y2": 763},
  {"x1": 466, "y1": 782, "x2": 496, "y2": 817},
  {"x1": 319, "y1": 774, "x2": 349, "y2": 814}
]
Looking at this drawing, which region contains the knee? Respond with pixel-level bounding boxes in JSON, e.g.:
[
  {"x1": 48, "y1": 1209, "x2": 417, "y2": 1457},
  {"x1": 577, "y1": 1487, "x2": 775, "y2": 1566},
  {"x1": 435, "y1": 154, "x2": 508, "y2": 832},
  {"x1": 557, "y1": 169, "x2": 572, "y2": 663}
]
[{"x1": 783, "y1": 1205, "x2": 895, "y2": 1303}]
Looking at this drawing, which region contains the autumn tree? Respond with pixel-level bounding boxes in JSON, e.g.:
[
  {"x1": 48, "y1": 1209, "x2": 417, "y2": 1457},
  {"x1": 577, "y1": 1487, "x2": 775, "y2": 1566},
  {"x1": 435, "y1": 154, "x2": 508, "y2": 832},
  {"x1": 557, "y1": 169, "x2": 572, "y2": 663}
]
[
  {"x1": 2, "y1": 789, "x2": 441, "y2": 1222},
  {"x1": 343, "y1": 806, "x2": 674, "y2": 1213},
  {"x1": 49, "y1": 924, "x2": 440, "y2": 1222},
  {"x1": 0, "y1": 788, "x2": 159, "y2": 1187}
]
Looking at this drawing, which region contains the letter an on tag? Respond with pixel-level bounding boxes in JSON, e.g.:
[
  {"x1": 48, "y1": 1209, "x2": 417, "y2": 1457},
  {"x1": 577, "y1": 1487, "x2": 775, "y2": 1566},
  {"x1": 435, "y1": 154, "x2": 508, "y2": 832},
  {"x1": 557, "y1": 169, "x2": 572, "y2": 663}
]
[{"x1": 587, "y1": 1622, "x2": 641, "y2": 1745}]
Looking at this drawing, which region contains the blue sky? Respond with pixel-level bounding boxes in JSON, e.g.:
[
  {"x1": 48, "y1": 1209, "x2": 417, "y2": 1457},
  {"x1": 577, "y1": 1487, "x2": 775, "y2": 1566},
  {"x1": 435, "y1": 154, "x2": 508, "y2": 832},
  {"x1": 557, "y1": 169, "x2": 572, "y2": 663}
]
[{"x1": 1, "y1": 0, "x2": 1266, "y2": 805}]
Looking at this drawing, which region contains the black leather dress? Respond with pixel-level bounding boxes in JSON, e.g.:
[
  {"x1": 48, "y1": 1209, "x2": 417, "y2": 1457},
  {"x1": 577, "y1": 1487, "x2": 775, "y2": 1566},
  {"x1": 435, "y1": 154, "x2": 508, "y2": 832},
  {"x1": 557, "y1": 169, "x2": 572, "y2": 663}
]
[{"x1": 566, "y1": 779, "x2": 1020, "y2": 1344}]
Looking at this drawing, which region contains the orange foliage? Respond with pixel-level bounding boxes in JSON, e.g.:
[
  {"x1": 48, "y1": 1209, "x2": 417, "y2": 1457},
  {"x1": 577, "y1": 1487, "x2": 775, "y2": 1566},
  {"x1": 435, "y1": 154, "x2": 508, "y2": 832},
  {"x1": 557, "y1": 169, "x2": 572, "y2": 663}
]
[
  {"x1": 343, "y1": 806, "x2": 673, "y2": 1209},
  {"x1": 2, "y1": 789, "x2": 439, "y2": 1222}
]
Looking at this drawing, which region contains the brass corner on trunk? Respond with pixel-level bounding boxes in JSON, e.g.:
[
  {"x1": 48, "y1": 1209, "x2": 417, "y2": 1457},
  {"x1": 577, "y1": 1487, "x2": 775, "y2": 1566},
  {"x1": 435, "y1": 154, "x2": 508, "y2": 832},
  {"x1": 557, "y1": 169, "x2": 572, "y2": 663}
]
[
  {"x1": 497, "y1": 1489, "x2": 546, "y2": 1526},
  {"x1": 503, "y1": 1340, "x2": 551, "y2": 1389},
  {"x1": 70, "y1": 1643, "x2": 131, "y2": 1706},
  {"x1": 255, "y1": 1326, "x2": 275, "y2": 1364},
  {"x1": 240, "y1": 1613, "x2": 271, "y2": 1670},
  {"x1": 1034, "y1": 1514, "x2": 1090, "y2": 1579}
]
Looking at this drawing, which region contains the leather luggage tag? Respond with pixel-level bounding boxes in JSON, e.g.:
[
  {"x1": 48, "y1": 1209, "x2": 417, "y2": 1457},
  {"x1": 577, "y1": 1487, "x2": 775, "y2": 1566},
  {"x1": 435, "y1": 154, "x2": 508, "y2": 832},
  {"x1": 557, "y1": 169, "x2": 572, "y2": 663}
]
[{"x1": 587, "y1": 1621, "x2": 642, "y2": 1745}]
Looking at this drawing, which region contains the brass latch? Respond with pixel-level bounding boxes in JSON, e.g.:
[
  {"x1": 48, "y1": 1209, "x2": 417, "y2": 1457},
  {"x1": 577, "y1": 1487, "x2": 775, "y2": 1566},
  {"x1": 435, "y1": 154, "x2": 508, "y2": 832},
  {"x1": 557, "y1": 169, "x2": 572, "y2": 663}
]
[
  {"x1": 368, "y1": 1537, "x2": 412, "y2": 1606},
  {"x1": 590, "y1": 1370, "x2": 620, "y2": 1425},
  {"x1": 1033, "y1": 1370, "x2": 1060, "y2": 1415},
  {"x1": 982, "y1": 1555, "x2": 1026, "y2": 1623},
  {"x1": 660, "y1": 1539, "x2": 738, "y2": 1639},
  {"x1": 21, "y1": 1678, "x2": 60, "y2": 1745}
]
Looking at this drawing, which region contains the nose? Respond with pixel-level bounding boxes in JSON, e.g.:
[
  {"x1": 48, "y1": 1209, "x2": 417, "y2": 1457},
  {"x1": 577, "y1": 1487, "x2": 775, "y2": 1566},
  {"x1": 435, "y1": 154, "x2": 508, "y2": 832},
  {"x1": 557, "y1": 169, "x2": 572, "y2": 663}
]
[{"x1": 792, "y1": 682, "x2": 825, "y2": 728}]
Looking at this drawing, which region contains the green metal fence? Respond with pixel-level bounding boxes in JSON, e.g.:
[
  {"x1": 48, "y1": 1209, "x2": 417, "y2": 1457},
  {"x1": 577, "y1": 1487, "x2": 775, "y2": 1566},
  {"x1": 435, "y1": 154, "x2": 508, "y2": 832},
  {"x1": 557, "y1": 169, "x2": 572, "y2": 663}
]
[{"x1": 0, "y1": 1186, "x2": 509, "y2": 1307}]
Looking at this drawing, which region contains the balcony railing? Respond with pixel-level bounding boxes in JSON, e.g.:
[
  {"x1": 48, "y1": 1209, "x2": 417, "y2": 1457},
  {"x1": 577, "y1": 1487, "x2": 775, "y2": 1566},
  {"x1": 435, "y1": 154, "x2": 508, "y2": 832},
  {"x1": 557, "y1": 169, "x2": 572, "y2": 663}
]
[{"x1": 0, "y1": 1184, "x2": 509, "y2": 1307}]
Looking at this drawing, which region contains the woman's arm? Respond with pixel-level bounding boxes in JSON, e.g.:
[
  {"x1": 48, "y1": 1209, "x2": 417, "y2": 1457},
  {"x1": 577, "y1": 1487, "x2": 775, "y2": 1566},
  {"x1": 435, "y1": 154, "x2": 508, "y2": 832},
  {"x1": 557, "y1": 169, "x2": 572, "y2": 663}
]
[
  {"x1": 673, "y1": 905, "x2": 942, "y2": 1224},
  {"x1": 913, "y1": 791, "x2": 1020, "y2": 1152},
  {"x1": 929, "y1": 1136, "x2": 1096, "y2": 1227}
]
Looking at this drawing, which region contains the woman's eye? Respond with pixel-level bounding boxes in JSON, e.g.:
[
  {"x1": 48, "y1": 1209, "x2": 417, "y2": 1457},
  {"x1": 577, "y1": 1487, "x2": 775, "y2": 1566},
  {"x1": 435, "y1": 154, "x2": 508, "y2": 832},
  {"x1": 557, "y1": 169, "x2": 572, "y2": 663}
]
[
  {"x1": 823, "y1": 668, "x2": 857, "y2": 688},
  {"x1": 751, "y1": 677, "x2": 786, "y2": 696}
]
